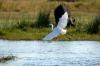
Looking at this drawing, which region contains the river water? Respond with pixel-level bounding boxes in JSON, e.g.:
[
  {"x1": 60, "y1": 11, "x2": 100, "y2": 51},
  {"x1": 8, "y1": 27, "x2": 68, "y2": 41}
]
[{"x1": 0, "y1": 40, "x2": 100, "y2": 66}]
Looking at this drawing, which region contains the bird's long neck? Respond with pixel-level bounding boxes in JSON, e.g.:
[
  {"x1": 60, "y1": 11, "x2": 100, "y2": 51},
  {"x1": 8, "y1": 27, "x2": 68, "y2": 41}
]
[{"x1": 50, "y1": 24, "x2": 54, "y2": 31}]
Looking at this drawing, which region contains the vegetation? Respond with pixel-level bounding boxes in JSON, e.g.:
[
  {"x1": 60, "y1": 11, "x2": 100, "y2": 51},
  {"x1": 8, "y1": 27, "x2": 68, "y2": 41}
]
[
  {"x1": 35, "y1": 11, "x2": 51, "y2": 28},
  {"x1": 85, "y1": 15, "x2": 100, "y2": 34},
  {"x1": 0, "y1": 0, "x2": 100, "y2": 40},
  {"x1": 0, "y1": 30, "x2": 5, "y2": 36},
  {"x1": 15, "y1": 20, "x2": 33, "y2": 31}
]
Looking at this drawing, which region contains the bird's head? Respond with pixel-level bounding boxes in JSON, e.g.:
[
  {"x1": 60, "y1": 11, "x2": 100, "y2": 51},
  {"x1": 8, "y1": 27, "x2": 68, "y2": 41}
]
[{"x1": 49, "y1": 24, "x2": 54, "y2": 30}]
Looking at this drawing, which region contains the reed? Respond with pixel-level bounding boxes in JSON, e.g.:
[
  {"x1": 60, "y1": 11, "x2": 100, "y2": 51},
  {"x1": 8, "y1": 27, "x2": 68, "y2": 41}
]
[
  {"x1": 35, "y1": 11, "x2": 50, "y2": 28},
  {"x1": 85, "y1": 15, "x2": 100, "y2": 34}
]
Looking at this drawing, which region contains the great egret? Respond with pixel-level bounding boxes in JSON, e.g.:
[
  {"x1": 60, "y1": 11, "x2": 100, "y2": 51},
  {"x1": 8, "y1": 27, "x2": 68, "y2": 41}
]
[
  {"x1": 43, "y1": 12, "x2": 68, "y2": 40},
  {"x1": 43, "y1": 4, "x2": 74, "y2": 40}
]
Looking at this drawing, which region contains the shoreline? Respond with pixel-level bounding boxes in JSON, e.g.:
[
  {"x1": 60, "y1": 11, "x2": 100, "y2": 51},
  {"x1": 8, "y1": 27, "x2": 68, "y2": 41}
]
[
  {"x1": 0, "y1": 28, "x2": 100, "y2": 41},
  {"x1": 0, "y1": 35, "x2": 100, "y2": 41}
]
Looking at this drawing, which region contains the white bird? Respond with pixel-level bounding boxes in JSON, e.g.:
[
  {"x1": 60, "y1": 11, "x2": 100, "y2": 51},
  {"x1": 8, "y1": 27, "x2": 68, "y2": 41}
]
[
  {"x1": 43, "y1": 5, "x2": 69, "y2": 40},
  {"x1": 43, "y1": 12, "x2": 68, "y2": 40}
]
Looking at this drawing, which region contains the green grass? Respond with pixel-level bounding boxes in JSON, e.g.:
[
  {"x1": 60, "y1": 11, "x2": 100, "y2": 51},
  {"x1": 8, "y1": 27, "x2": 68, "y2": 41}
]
[
  {"x1": 0, "y1": 30, "x2": 5, "y2": 36},
  {"x1": 34, "y1": 11, "x2": 51, "y2": 28},
  {"x1": 85, "y1": 15, "x2": 100, "y2": 34},
  {"x1": 0, "y1": 26, "x2": 100, "y2": 40},
  {"x1": 0, "y1": 13, "x2": 100, "y2": 40},
  {"x1": 0, "y1": 28, "x2": 51, "y2": 40},
  {"x1": 0, "y1": 0, "x2": 100, "y2": 40}
]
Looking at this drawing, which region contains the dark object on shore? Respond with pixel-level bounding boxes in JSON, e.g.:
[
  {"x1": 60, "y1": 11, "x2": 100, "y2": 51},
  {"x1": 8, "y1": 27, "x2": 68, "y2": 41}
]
[{"x1": 0, "y1": 56, "x2": 16, "y2": 63}]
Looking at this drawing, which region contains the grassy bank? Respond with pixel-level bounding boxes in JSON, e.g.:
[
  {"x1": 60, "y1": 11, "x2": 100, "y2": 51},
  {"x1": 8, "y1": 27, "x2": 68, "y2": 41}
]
[
  {"x1": 0, "y1": 28, "x2": 100, "y2": 41},
  {"x1": 0, "y1": 0, "x2": 100, "y2": 40}
]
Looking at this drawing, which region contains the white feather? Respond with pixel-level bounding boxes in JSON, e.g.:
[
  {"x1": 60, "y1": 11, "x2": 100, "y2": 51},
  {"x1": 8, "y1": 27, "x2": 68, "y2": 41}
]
[{"x1": 43, "y1": 12, "x2": 68, "y2": 40}]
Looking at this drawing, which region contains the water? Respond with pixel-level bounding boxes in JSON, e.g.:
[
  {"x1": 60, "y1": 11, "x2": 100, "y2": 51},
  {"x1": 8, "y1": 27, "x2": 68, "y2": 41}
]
[{"x1": 0, "y1": 40, "x2": 100, "y2": 66}]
